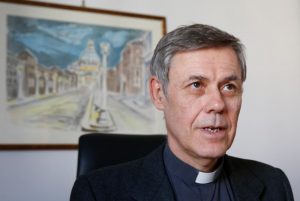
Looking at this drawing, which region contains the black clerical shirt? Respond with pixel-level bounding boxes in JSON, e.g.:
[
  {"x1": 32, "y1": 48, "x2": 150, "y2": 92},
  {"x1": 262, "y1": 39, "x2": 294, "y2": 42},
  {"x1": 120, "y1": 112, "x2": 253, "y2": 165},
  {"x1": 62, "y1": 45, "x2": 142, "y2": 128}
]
[{"x1": 163, "y1": 145, "x2": 235, "y2": 201}]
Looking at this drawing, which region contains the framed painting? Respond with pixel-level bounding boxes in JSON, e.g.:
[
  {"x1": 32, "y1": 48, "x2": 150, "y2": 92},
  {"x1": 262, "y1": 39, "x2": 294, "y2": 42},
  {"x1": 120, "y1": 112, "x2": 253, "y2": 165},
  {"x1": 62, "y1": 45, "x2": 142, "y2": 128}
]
[{"x1": 0, "y1": 0, "x2": 167, "y2": 149}]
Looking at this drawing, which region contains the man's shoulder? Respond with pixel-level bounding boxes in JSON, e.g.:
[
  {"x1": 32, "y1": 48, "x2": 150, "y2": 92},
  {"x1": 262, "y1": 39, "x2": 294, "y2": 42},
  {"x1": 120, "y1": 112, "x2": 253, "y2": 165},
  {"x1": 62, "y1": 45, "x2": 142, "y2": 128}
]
[
  {"x1": 85, "y1": 143, "x2": 165, "y2": 184},
  {"x1": 86, "y1": 157, "x2": 144, "y2": 185},
  {"x1": 225, "y1": 155, "x2": 289, "y2": 184},
  {"x1": 226, "y1": 155, "x2": 280, "y2": 171},
  {"x1": 80, "y1": 144, "x2": 164, "y2": 187},
  {"x1": 225, "y1": 155, "x2": 294, "y2": 200},
  {"x1": 71, "y1": 145, "x2": 167, "y2": 200},
  {"x1": 71, "y1": 159, "x2": 144, "y2": 201}
]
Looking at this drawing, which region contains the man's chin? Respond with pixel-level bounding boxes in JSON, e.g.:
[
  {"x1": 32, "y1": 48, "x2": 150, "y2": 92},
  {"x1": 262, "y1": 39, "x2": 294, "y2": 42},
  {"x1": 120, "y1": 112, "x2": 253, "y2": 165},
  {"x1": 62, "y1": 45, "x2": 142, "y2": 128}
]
[{"x1": 198, "y1": 147, "x2": 228, "y2": 160}]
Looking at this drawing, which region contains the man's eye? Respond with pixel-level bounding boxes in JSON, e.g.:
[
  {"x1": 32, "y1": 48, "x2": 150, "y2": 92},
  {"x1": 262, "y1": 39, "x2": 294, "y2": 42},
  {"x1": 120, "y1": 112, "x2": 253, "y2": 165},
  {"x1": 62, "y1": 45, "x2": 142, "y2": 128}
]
[
  {"x1": 223, "y1": 84, "x2": 241, "y2": 94},
  {"x1": 224, "y1": 84, "x2": 235, "y2": 91},
  {"x1": 191, "y1": 82, "x2": 201, "y2": 89}
]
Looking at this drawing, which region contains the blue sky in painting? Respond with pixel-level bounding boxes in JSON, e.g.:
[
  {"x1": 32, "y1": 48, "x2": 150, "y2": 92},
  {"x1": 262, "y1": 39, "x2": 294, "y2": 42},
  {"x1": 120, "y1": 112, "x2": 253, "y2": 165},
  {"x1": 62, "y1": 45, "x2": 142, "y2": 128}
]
[{"x1": 7, "y1": 15, "x2": 151, "y2": 69}]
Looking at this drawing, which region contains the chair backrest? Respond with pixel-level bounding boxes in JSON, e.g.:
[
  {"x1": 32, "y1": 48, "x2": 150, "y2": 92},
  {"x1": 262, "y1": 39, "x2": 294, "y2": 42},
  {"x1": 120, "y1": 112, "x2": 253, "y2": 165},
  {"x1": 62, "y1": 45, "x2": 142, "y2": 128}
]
[{"x1": 77, "y1": 133, "x2": 166, "y2": 177}]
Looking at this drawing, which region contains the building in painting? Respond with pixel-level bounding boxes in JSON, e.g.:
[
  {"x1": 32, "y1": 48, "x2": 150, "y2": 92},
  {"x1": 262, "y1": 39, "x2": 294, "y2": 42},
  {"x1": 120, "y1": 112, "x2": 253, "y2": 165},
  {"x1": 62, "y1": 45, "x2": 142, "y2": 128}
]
[
  {"x1": 118, "y1": 39, "x2": 145, "y2": 96},
  {"x1": 68, "y1": 40, "x2": 101, "y2": 87},
  {"x1": 6, "y1": 53, "x2": 19, "y2": 101},
  {"x1": 6, "y1": 49, "x2": 78, "y2": 102}
]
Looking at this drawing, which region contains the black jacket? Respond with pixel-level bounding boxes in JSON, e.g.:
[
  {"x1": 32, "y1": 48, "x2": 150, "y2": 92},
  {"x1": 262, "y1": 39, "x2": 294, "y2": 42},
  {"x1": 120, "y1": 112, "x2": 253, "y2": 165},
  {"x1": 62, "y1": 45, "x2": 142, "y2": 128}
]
[{"x1": 70, "y1": 144, "x2": 294, "y2": 201}]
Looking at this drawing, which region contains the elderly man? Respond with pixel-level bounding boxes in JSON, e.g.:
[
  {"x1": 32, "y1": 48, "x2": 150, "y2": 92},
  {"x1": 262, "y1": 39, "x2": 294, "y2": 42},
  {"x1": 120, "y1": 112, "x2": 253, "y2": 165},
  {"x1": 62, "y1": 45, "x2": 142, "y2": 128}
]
[{"x1": 71, "y1": 24, "x2": 294, "y2": 201}]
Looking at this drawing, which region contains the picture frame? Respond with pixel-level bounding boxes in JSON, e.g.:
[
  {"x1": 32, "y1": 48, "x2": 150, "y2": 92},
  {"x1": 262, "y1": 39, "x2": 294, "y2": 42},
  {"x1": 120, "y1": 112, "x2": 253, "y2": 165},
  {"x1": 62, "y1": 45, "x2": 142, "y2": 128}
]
[{"x1": 0, "y1": 0, "x2": 167, "y2": 149}]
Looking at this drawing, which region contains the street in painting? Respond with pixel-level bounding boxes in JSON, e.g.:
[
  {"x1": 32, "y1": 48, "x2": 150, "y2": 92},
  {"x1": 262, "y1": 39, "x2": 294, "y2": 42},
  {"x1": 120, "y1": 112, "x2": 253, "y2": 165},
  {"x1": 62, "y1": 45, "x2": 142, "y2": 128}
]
[{"x1": 6, "y1": 15, "x2": 155, "y2": 134}]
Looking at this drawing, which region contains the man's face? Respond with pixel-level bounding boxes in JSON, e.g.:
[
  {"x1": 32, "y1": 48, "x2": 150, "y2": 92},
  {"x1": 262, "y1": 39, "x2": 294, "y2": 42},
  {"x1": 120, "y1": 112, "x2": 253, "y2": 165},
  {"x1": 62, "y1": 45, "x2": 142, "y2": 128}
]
[{"x1": 150, "y1": 47, "x2": 243, "y2": 170}]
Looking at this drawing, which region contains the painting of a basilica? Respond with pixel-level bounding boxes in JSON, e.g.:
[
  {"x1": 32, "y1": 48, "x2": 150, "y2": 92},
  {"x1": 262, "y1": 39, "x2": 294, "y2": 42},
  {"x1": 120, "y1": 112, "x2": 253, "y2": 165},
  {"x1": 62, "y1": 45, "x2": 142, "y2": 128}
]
[{"x1": 6, "y1": 15, "x2": 155, "y2": 134}]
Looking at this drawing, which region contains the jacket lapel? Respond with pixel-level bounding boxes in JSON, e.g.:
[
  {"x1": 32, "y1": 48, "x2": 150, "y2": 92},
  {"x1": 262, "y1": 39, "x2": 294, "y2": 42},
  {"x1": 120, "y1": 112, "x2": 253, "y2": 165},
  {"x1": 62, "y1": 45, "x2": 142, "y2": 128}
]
[
  {"x1": 224, "y1": 155, "x2": 264, "y2": 201},
  {"x1": 129, "y1": 146, "x2": 266, "y2": 201},
  {"x1": 130, "y1": 144, "x2": 175, "y2": 201}
]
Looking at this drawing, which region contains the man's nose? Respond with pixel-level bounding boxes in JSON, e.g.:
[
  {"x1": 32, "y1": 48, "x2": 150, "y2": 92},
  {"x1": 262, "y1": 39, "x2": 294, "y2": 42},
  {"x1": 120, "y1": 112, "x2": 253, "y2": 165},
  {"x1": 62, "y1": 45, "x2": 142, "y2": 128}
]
[{"x1": 204, "y1": 89, "x2": 225, "y2": 113}]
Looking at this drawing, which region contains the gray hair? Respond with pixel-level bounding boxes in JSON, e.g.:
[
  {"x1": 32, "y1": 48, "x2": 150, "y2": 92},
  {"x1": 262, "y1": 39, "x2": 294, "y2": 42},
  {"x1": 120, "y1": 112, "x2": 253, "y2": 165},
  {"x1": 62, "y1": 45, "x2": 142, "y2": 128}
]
[{"x1": 150, "y1": 24, "x2": 246, "y2": 95}]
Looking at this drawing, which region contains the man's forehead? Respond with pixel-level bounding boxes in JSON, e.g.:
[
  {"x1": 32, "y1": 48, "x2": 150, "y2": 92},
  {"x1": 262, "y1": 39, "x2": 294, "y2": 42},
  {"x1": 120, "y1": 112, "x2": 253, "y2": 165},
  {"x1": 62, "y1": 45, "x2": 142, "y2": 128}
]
[
  {"x1": 168, "y1": 48, "x2": 242, "y2": 81},
  {"x1": 169, "y1": 64, "x2": 242, "y2": 81}
]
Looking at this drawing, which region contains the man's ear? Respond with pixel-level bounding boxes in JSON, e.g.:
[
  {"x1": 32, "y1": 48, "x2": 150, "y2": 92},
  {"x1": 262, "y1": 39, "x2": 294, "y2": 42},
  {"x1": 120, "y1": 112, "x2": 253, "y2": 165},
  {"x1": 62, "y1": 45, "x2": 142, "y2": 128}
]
[{"x1": 149, "y1": 76, "x2": 166, "y2": 111}]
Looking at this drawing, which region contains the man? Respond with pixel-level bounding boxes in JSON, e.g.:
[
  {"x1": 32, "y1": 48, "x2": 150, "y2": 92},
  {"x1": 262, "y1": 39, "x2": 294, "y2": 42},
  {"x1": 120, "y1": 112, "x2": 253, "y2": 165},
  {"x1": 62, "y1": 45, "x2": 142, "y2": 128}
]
[{"x1": 71, "y1": 24, "x2": 294, "y2": 201}]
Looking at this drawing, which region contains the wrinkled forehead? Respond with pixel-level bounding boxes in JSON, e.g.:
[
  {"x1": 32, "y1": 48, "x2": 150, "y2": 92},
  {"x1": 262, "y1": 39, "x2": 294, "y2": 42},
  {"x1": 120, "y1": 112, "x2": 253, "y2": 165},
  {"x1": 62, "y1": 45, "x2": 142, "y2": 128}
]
[{"x1": 168, "y1": 47, "x2": 242, "y2": 79}]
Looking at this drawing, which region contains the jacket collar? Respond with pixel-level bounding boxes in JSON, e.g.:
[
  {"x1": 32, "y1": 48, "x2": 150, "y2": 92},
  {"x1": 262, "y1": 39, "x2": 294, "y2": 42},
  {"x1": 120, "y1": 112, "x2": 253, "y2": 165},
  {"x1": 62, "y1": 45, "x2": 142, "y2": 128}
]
[
  {"x1": 130, "y1": 143, "x2": 175, "y2": 201},
  {"x1": 129, "y1": 144, "x2": 265, "y2": 201},
  {"x1": 224, "y1": 155, "x2": 265, "y2": 201}
]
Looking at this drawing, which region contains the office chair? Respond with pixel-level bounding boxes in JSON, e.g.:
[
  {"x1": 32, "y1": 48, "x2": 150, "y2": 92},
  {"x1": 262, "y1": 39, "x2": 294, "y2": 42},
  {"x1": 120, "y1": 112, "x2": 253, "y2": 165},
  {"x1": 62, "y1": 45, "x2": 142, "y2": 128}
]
[{"x1": 77, "y1": 133, "x2": 166, "y2": 177}]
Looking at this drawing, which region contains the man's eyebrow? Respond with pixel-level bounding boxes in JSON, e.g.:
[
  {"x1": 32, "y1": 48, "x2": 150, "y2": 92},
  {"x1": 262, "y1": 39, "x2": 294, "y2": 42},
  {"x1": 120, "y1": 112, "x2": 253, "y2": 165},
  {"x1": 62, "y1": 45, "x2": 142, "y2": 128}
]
[
  {"x1": 187, "y1": 75, "x2": 208, "y2": 81},
  {"x1": 183, "y1": 75, "x2": 242, "y2": 85},
  {"x1": 187, "y1": 75, "x2": 241, "y2": 81},
  {"x1": 223, "y1": 75, "x2": 242, "y2": 81},
  {"x1": 181, "y1": 75, "x2": 207, "y2": 87}
]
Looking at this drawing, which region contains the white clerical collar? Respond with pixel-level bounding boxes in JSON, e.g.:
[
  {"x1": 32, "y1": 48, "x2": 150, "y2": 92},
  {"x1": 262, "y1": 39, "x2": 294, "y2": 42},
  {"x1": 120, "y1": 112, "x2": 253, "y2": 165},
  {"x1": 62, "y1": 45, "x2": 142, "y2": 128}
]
[{"x1": 195, "y1": 159, "x2": 224, "y2": 184}]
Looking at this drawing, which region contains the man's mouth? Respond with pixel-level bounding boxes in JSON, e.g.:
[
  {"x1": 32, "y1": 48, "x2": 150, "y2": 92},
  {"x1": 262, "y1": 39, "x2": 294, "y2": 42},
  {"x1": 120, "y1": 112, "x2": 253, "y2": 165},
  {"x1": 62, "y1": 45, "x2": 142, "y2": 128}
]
[{"x1": 202, "y1": 127, "x2": 224, "y2": 133}]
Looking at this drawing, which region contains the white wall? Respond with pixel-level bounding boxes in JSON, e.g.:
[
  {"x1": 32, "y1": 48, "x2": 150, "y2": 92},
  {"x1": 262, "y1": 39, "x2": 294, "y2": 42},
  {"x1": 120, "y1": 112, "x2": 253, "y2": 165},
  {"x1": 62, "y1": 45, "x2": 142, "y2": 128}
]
[
  {"x1": 0, "y1": 151, "x2": 77, "y2": 201},
  {"x1": 1, "y1": 0, "x2": 300, "y2": 200}
]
